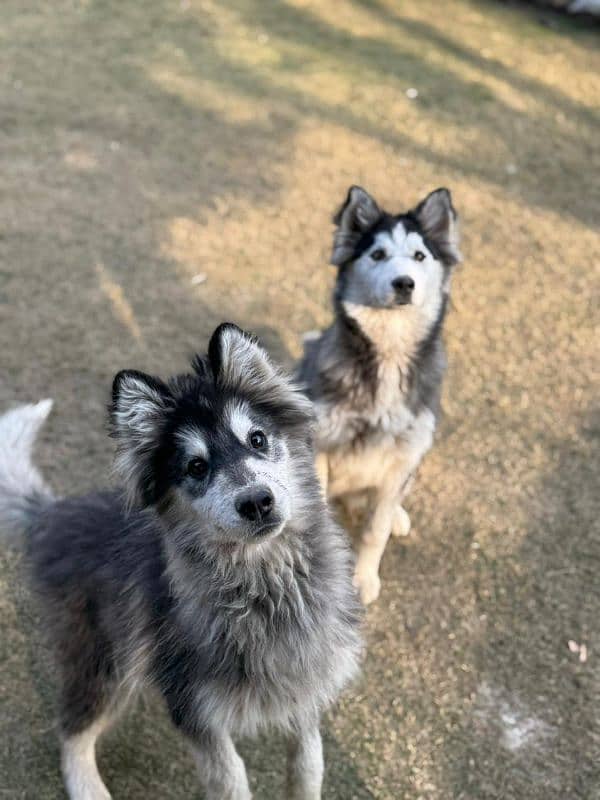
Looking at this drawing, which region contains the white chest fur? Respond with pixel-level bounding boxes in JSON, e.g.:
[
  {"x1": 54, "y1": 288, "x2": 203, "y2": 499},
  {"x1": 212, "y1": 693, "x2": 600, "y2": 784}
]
[
  {"x1": 327, "y1": 407, "x2": 435, "y2": 496},
  {"x1": 344, "y1": 300, "x2": 433, "y2": 438},
  {"x1": 369, "y1": 359, "x2": 414, "y2": 436},
  {"x1": 320, "y1": 303, "x2": 438, "y2": 496}
]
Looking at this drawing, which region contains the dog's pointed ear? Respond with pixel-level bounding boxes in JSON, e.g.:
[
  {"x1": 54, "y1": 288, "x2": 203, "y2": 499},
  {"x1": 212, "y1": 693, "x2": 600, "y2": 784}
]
[
  {"x1": 331, "y1": 185, "x2": 381, "y2": 266},
  {"x1": 110, "y1": 370, "x2": 174, "y2": 508},
  {"x1": 413, "y1": 188, "x2": 461, "y2": 266},
  {"x1": 111, "y1": 370, "x2": 173, "y2": 439},
  {"x1": 208, "y1": 323, "x2": 314, "y2": 426}
]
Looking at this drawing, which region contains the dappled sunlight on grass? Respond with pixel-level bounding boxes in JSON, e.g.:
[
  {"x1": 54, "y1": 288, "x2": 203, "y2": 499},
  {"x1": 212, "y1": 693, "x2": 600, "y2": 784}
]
[
  {"x1": 136, "y1": 0, "x2": 600, "y2": 233},
  {"x1": 150, "y1": 65, "x2": 272, "y2": 124},
  {"x1": 1, "y1": 0, "x2": 599, "y2": 797}
]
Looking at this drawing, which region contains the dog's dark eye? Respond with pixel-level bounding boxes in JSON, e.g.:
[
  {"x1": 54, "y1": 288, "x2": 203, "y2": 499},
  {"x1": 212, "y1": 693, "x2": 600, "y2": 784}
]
[
  {"x1": 249, "y1": 430, "x2": 267, "y2": 450},
  {"x1": 187, "y1": 457, "x2": 209, "y2": 480},
  {"x1": 371, "y1": 248, "x2": 386, "y2": 261},
  {"x1": 414, "y1": 250, "x2": 426, "y2": 262}
]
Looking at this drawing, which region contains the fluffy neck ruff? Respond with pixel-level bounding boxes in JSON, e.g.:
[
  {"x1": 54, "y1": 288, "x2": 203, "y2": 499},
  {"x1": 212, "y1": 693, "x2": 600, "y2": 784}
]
[
  {"x1": 334, "y1": 290, "x2": 445, "y2": 389},
  {"x1": 342, "y1": 301, "x2": 435, "y2": 371},
  {"x1": 161, "y1": 499, "x2": 329, "y2": 623},
  {"x1": 165, "y1": 524, "x2": 313, "y2": 628}
]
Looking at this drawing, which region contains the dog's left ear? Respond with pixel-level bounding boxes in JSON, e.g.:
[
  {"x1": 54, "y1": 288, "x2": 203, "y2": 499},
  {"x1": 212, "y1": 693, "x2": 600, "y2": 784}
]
[
  {"x1": 412, "y1": 188, "x2": 461, "y2": 266},
  {"x1": 208, "y1": 323, "x2": 314, "y2": 426},
  {"x1": 110, "y1": 370, "x2": 174, "y2": 508},
  {"x1": 331, "y1": 186, "x2": 381, "y2": 266}
]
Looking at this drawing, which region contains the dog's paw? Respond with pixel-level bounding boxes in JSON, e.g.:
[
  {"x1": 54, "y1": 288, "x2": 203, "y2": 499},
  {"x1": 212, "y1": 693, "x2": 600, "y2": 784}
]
[
  {"x1": 391, "y1": 506, "x2": 411, "y2": 537},
  {"x1": 353, "y1": 565, "x2": 381, "y2": 605},
  {"x1": 302, "y1": 329, "x2": 321, "y2": 342}
]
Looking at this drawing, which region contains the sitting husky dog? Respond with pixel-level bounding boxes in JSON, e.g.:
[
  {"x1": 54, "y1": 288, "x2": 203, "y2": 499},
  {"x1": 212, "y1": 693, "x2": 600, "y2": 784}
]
[
  {"x1": 0, "y1": 324, "x2": 361, "y2": 800},
  {"x1": 297, "y1": 187, "x2": 460, "y2": 605}
]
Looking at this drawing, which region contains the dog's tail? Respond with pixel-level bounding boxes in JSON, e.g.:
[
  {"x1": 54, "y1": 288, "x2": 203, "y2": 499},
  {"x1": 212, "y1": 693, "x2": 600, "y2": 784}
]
[{"x1": 0, "y1": 399, "x2": 55, "y2": 540}]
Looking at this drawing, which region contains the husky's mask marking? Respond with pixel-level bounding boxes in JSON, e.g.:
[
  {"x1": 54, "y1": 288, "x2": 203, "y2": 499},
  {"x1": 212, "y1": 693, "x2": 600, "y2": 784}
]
[
  {"x1": 297, "y1": 186, "x2": 461, "y2": 604},
  {"x1": 0, "y1": 323, "x2": 361, "y2": 800},
  {"x1": 332, "y1": 186, "x2": 458, "y2": 315},
  {"x1": 111, "y1": 324, "x2": 315, "y2": 552}
]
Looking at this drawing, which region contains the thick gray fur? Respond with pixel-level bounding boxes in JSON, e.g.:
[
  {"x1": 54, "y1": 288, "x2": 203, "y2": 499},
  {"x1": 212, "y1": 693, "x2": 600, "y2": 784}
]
[{"x1": 0, "y1": 325, "x2": 362, "y2": 800}]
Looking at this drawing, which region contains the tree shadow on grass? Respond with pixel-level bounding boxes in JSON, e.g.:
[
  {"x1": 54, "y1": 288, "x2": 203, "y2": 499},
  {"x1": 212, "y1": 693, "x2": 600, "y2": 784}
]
[
  {"x1": 355, "y1": 0, "x2": 600, "y2": 114},
  {"x1": 221, "y1": 0, "x2": 599, "y2": 227}
]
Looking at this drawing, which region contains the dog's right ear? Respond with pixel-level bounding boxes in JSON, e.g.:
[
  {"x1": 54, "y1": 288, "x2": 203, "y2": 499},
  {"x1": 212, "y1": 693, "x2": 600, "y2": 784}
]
[
  {"x1": 412, "y1": 188, "x2": 461, "y2": 266},
  {"x1": 208, "y1": 323, "x2": 314, "y2": 427},
  {"x1": 331, "y1": 186, "x2": 381, "y2": 266},
  {"x1": 110, "y1": 370, "x2": 174, "y2": 508}
]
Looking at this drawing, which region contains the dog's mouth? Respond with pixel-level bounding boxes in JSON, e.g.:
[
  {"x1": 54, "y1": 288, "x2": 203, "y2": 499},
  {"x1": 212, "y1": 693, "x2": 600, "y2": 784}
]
[
  {"x1": 250, "y1": 519, "x2": 284, "y2": 538},
  {"x1": 383, "y1": 294, "x2": 412, "y2": 308}
]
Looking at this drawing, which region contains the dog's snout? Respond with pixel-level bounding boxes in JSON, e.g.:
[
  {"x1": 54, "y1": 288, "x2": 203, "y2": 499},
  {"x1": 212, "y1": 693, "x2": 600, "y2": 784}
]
[
  {"x1": 392, "y1": 275, "x2": 415, "y2": 296},
  {"x1": 235, "y1": 487, "x2": 274, "y2": 523}
]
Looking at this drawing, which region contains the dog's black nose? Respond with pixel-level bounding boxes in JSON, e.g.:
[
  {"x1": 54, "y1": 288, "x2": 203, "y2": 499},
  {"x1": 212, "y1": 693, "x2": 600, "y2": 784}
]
[
  {"x1": 235, "y1": 487, "x2": 274, "y2": 522},
  {"x1": 392, "y1": 276, "x2": 415, "y2": 297}
]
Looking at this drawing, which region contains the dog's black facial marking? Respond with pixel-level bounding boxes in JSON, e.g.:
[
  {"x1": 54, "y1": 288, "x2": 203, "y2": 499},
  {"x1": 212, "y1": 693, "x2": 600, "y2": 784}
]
[
  {"x1": 343, "y1": 212, "x2": 398, "y2": 265},
  {"x1": 342, "y1": 212, "x2": 440, "y2": 267},
  {"x1": 140, "y1": 390, "x2": 217, "y2": 506},
  {"x1": 332, "y1": 187, "x2": 459, "y2": 272},
  {"x1": 400, "y1": 213, "x2": 447, "y2": 265},
  {"x1": 211, "y1": 423, "x2": 261, "y2": 478},
  {"x1": 147, "y1": 383, "x2": 280, "y2": 508},
  {"x1": 113, "y1": 323, "x2": 312, "y2": 512}
]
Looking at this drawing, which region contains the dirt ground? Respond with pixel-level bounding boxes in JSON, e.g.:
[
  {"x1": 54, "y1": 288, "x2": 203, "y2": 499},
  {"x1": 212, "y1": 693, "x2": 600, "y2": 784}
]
[{"x1": 1, "y1": 1, "x2": 599, "y2": 798}]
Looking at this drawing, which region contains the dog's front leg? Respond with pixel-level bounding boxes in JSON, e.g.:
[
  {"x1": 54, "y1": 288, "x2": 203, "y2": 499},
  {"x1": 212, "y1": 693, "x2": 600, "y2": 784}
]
[
  {"x1": 315, "y1": 451, "x2": 329, "y2": 497},
  {"x1": 353, "y1": 477, "x2": 400, "y2": 605},
  {"x1": 391, "y1": 472, "x2": 415, "y2": 538},
  {"x1": 287, "y1": 723, "x2": 324, "y2": 800},
  {"x1": 190, "y1": 730, "x2": 252, "y2": 800}
]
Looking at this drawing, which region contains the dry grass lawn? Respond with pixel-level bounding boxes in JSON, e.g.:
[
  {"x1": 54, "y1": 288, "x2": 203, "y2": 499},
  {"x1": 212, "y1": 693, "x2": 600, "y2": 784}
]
[{"x1": 1, "y1": 1, "x2": 599, "y2": 797}]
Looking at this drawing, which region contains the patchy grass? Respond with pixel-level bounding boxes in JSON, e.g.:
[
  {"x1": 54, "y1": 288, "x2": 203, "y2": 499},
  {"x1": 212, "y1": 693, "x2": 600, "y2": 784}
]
[{"x1": 1, "y1": 0, "x2": 599, "y2": 797}]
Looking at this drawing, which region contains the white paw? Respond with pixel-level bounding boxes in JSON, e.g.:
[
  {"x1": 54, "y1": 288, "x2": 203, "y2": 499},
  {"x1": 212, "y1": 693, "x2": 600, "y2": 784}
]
[
  {"x1": 65, "y1": 780, "x2": 111, "y2": 800},
  {"x1": 302, "y1": 330, "x2": 321, "y2": 342},
  {"x1": 353, "y1": 565, "x2": 381, "y2": 605},
  {"x1": 391, "y1": 506, "x2": 411, "y2": 537}
]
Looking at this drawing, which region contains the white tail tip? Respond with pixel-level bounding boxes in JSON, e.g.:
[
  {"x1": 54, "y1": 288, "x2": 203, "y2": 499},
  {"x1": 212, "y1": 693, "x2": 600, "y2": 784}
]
[{"x1": 0, "y1": 399, "x2": 54, "y2": 452}]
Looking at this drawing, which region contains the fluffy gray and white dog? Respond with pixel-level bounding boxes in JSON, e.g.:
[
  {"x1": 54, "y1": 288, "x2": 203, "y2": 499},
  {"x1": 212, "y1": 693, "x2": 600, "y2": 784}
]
[
  {"x1": 297, "y1": 187, "x2": 461, "y2": 605},
  {"x1": 0, "y1": 323, "x2": 362, "y2": 800}
]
